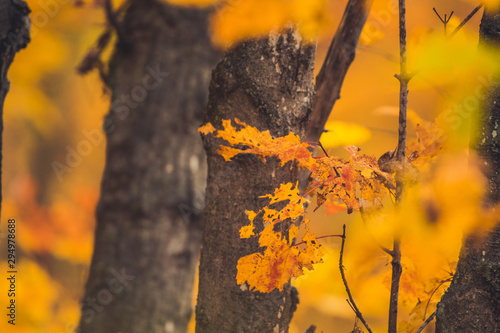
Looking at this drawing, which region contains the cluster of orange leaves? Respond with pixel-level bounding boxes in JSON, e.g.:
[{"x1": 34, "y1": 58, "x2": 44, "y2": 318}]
[
  {"x1": 199, "y1": 115, "x2": 498, "y2": 330},
  {"x1": 199, "y1": 119, "x2": 399, "y2": 292}
]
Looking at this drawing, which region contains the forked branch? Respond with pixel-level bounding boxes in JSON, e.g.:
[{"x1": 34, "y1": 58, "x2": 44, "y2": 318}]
[
  {"x1": 433, "y1": 4, "x2": 483, "y2": 39},
  {"x1": 432, "y1": 8, "x2": 453, "y2": 35}
]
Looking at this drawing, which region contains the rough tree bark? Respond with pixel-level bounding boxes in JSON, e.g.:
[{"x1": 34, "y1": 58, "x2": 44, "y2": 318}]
[
  {"x1": 0, "y1": 0, "x2": 30, "y2": 216},
  {"x1": 196, "y1": 31, "x2": 316, "y2": 332},
  {"x1": 78, "y1": 1, "x2": 218, "y2": 332},
  {"x1": 435, "y1": 7, "x2": 500, "y2": 333}
]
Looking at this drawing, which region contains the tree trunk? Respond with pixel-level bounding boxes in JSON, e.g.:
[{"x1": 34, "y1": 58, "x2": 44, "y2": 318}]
[
  {"x1": 0, "y1": 0, "x2": 30, "y2": 215},
  {"x1": 195, "y1": 1, "x2": 372, "y2": 330},
  {"x1": 196, "y1": 31, "x2": 315, "y2": 332},
  {"x1": 78, "y1": 1, "x2": 218, "y2": 332},
  {"x1": 435, "y1": 7, "x2": 500, "y2": 333}
]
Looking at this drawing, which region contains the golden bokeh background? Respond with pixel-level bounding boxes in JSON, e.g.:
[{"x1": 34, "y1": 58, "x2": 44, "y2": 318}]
[{"x1": 0, "y1": 0, "x2": 491, "y2": 332}]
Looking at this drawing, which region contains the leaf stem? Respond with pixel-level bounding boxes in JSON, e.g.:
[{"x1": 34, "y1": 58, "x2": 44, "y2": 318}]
[
  {"x1": 317, "y1": 141, "x2": 330, "y2": 158},
  {"x1": 339, "y1": 225, "x2": 373, "y2": 333}
]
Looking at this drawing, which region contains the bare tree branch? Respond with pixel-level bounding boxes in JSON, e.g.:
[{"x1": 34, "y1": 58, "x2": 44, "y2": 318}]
[
  {"x1": 389, "y1": 0, "x2": 410, "y2": 332},
  {"x1": 306, "y1": 0, "x2": 374, "y2": 142},
  {"x1": 432, "y1": 7, "x2": 453, "y2": 35},
  {"x1": 449, "y1": 4, "x2": 483, "y2": 39}
]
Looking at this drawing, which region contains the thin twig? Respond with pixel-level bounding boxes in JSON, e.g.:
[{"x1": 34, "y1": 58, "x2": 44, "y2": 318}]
[
  {"x1": 388, "y1": 1, "x2": 408, "y2": 332},
  {"x1": 433, "y1": 7, "x2": 444, "y2": 22},
  {"x1": 317, "y1": 141, "x2": 342, "y2": 178},
  {"x1": 423, "y1": 277, "x2": 452, "y2": 318},
  {"x1": 432, "y1": 8, "x2": 453, "y2": 35},
  {"x1": 449, "y1": 4, "x2": 483, "y2": 39},
  {"x1": 415, "y1": 311, "x2": 436, "y2": 333},
  {"x1": 317, "y1": 141, "x2": 330, "y2": 157},
  {"x1": 339, "y1": 225, "x2": 373, "y2": 333},
  {"x1": 294, "y1": 234, "x2": 343, "y2": 247},
  {"x1": 388, "y1": 238, "x2": 402, "y2": 333}
]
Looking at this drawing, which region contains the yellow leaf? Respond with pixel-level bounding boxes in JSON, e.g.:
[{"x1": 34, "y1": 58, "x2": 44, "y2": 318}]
[
  {"x1": 215, "y1": 118, "x2": 315, "y2": 168},
  {"x1": 261, "y1": 182, "x2": 301, "y2": 204},
  {"x1": 236, "y1": 224, "x2": 323, "y2": 292}
]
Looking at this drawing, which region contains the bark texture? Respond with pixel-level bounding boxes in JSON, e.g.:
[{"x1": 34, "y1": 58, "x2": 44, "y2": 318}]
[
  {"x1": 78, "y1": 1, "x2": 218, "y2": 332},
  {"x1": 435, "y1": 7, "x2": 500, "y2": 333},
  {"x1": 0, "y1": 0, "x2": 30, "y2": 215},
  {"x1": 196, "y1": 32, "x2": 315, "y2": 332}
]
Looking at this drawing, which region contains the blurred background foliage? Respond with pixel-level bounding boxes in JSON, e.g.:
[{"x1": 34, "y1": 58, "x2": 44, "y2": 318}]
[{"x1": 0, "y1": 0, "x2": 493, "y2": 332}]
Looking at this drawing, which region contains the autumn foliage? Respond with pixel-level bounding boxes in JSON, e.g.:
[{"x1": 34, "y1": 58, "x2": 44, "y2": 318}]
[
  {"x1": 200, "y1": 115, "x2": 498, "y2": 330},
  {"x1": 200, "y1": 118, "x2": 399, "y2": 291},
  {"x1": 3, "y1": 0, "x2": 500, "y2": 332}
]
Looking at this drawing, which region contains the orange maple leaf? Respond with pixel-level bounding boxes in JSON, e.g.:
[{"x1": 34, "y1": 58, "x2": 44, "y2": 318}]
[
  {"x1": 324, "y1": 200, "x2": 347, "y2": 216},
  {"x1": 207, "y1": 119, "x2": 316, "y2": 168},
  {"x1": 237, "y1": 224, "x2": 323, "y2": 292},
  {"x1": 259, "y1": 182, "x2": 309, "y2": 224},
  {"x1": 307, "y1": 147, "x2": 390, "y2": 214},
  {"x1": 211, "y1": 119, "x2": 395, "y2": 293}
]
